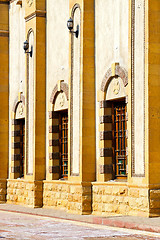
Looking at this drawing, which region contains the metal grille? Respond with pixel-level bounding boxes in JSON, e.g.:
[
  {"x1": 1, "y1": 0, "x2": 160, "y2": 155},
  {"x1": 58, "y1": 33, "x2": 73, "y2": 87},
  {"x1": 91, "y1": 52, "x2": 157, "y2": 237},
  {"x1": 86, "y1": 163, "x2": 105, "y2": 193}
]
[
  {"x1": 113, "y1": 102, "x2": 127, "y2": 178},
  {"x1": 20, "y1": 119, "x2": 25, "y2": 178},
  {"x1": 60, "y1": 112, "x2": 68, "y2": 178}
]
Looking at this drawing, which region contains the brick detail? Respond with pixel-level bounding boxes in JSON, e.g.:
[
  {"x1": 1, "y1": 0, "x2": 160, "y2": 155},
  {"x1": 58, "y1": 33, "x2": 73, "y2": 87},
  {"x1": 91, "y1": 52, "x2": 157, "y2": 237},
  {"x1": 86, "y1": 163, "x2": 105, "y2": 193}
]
[
  {"x1": 100, "y1": 148, "x2": 113, "y2": 157},
  {"x1": 11, "y1": 154, "x2": 21, "y2": 161},
  {"x1": 11, "y1": 142, "x2": 20, "y2": 149},
  {"x1": 49, "y1": 139, "x2": 59, "y2": 147},
  {"x1": 49, "y1": 166, "x2": 60, "y2": 174},
  {"x1": 11, "y1": 166, "x2": 20, "y2": 173},
  {"x1": 49, "y1": 125, "x2": 59, "y2": 133},
  {"x1": 12, "y1": 119, "x2": 20, "y2": 125},
  {"x1": 126, "y1": 112, "x2": 128, "y2": 121},
  {"x1": 100, "y1": 131, "x2": 112, "y2": 140},
  {"x1": 48, "y1": 111, "x2": 59, "y2": 119},
  {"x1": 100, "y1": 115, "x2": 112, "y2": 124},
  {"x1": 99, "y1": 164, "x2": 113, "y2": 174},
  {"x1": 100, "y1": 101, "x2": 112, "y2": 109},
  {"x1": 11, "y1": 131, "x2": 20, "y2": 137},
  {"x1": 49, "y1": 152, "x2": 60, "y2": 160}
]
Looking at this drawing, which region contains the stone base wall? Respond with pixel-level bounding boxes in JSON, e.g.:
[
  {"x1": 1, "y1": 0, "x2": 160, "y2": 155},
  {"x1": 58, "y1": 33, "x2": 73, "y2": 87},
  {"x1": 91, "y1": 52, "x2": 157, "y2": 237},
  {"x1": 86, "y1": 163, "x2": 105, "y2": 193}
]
[
  {"x1": 149, "y1": 189, "x2": 160, "y2": 217},
  {"x1": 43, "y1": 181, "x2": 92, "y2": 215},
  {"x1": 0, "y1": 179, "x2": 7, "y2": 203},
  {"x1": 43, "y1": 181, "x2": 68, "y2": 210},
  {"x1": 7, "y1": 180, "x2": 43, "y2": 207},
  {"x1": 6, "y1": 180, "x2": 160, "y2": 217},
  {"x1": 92, "y1": 183, "x2": 149, "y2": 217}
]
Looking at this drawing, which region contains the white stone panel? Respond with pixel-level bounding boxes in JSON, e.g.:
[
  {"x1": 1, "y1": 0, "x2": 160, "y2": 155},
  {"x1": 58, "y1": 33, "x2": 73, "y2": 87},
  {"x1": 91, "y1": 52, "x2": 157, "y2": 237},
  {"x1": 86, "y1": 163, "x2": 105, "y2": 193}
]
[
  {"x1": 71, "y1": 7, "x2": 81, "y2": 175},
  {"x1": 106, "y1": 77, "x2": 126, "y2": 101},
  {"x1": 54, "y1": 92, "x2": 68, "y2": 111},
  {"x1": 133, "y1": 0, "x2": 145, "y2": 175},
  {"x1": 95, "y1": 0, "x2": 128, "y2": 173},
  {"x1": 46, "y1": 0, "x2": 69, "y2": 176},
  {"x1": 27, "y1": 31, "x2": 34, "y2": 174},
  {"x1": 9, "y1": 2, "x2": 25, "y2": 177}
]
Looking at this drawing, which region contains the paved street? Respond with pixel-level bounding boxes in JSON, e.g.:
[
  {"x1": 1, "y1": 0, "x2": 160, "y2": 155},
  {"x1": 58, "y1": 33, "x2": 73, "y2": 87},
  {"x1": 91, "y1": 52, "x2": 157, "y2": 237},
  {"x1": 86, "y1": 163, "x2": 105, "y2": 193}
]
[{"x1": 0, "y1": 211, "x2": 160, "y2": 240}]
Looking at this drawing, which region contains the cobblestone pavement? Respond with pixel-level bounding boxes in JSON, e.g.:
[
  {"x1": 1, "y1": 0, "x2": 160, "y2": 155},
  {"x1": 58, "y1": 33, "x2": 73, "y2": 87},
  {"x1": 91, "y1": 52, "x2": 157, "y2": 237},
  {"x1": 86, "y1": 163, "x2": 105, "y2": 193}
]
[{"x1": 0, "y1": 211, "x2": 160, "y2": 240}]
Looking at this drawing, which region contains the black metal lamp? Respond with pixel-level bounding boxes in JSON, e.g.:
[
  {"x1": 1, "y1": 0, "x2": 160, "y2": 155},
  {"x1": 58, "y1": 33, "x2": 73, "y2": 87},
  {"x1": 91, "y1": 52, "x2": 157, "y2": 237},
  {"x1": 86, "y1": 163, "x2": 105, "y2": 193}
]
[
  {"x1": 23, "y1": 40, "x2": 33, "y2": 57},
  {"x1": 67, "y1": 17, "x2": 79, "y2": 38}
]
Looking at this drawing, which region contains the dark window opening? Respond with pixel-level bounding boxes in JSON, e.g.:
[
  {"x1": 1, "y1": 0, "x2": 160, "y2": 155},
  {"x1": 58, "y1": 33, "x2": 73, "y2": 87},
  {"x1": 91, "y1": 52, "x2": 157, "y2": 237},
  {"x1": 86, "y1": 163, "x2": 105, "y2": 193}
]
[
  {"x1": 19, "y1": 118, "x2": 25, "y2": 178},
  {"x1": 59, "y1": 112, "x2": 68, "y2": 179},
  {"x1": 112, "y1": 101, "x2": 127, "y2": 179}
]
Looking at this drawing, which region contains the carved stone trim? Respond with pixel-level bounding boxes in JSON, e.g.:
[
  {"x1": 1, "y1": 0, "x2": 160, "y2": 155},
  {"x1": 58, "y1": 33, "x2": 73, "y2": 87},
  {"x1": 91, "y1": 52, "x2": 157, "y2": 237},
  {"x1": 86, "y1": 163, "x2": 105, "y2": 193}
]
[
  {"x1": 101, "y1": 65, "x2": 128, "y2": 93},
  {"x1": 70, "y1": 3, "x2": 81, "y2": 177},
  {"x1": 50, "y1": 82, "x2": 69, "y2": 104},
  {"x1": 0, "y1": 30, "x2": 9, "y2": 37},
  {"x1": 12, "y1": 94, "x2": 25, "y2": 113},
  {"x1": 100, "y1": 148, "x2": 113, "y2": 158},
  {"x1": 25, "y1": 10, "x2": 46, "y2": 22},
  {"x1": 131, "y1": 0, "x2": 145, "y2": 177}
]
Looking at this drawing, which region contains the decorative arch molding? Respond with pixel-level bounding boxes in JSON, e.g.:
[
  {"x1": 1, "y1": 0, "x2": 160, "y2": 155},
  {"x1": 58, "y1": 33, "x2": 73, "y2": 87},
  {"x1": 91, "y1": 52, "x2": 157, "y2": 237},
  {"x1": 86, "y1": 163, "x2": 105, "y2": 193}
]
[
  {"x1": 50, "y1": 81, "x2": 69, "y2": 104},
  {"x1": 12, "y1": 94, "x2": 25, "y2": 113},
  {"x1": 71, "y1": 3, "x2": 81, "y2": 17},
  {"x1": 100, "y1": 63, "x2": 128, "y2": 93},
  {"x1": 11, "y1": 93, "x2": 25, "y2": 179}
]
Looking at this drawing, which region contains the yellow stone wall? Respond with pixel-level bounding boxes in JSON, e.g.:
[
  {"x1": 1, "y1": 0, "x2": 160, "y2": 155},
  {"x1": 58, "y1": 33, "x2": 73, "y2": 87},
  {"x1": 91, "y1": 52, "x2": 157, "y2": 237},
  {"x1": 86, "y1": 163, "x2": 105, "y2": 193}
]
[
  {"x1": 92, "y1": 183, "x2": 149, "y2": 217},
  {"x1": 7, "y1": 179, "x2": 43, "y2": 207},
  {"x1": 43, "y1": 181, "x2": 92, "y2": 215},
  {"x1": 1, "y1": 0, "x2": 160, "y2": 217},
  {"x1": 0, "y1": 0, "x2": 9, "y2": 203}
]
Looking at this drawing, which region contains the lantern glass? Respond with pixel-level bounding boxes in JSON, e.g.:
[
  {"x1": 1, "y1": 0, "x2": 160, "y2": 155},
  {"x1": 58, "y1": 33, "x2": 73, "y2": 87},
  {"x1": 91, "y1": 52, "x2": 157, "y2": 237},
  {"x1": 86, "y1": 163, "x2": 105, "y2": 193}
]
[
  {"x1": 23, "y1": 40, "x2": 29, "y2": 52},
  {"x1": 67, "y1": 17, "x2": 73, "y2": 31}
]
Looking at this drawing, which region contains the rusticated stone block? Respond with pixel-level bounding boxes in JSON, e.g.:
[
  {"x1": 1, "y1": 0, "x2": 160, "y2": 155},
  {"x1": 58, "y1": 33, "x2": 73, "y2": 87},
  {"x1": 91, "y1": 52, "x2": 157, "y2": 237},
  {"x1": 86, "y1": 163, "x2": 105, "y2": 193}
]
[
  {"x1": 100, "y1": 115, "x2": 112, "y2": 124},
  {"x1": 49, "y1": 152, "x2": 60, "y2": 160},
  {"x1": 99, "y1": 164, "x2": 113, "y2": 174},
  {"x1": 100, "y1": 148, "x2": 112, "y2": 157},
  {"x1": 100, "y1": 131, "x2": 112, "y2": 140},
  {"x1": 100, "y1": 101, "x2": 112, "y2": 109},
  {"x1": 150, "y1": 189, "x2": 160, "y2": 200},
  {"x1": 48, "y1": 111, "x2": 59, "y2": 119},
  {"x1": 49, "y1": 125, "x2": 59, "y2": 133}
]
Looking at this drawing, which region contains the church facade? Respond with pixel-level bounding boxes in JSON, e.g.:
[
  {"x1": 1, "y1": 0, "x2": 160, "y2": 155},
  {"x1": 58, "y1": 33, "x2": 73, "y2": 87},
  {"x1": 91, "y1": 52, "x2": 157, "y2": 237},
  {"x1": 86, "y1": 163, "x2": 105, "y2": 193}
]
[{"x1": 0, "y1": 0, "x2": 160, "y2": 217}]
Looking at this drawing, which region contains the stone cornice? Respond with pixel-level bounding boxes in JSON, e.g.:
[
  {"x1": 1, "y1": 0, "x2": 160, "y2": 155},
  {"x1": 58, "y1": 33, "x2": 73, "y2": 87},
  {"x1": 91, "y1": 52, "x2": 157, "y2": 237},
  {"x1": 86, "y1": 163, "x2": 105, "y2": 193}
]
[
  {"x1": 25, "y1": 10, "x2": 46, "y2": 22},
  {"x1": 0, "y1": 0, "x2": 9, "y2": 4},
  {"x1": 0, "y1": 30, "x2": 9, "y2": 37}
]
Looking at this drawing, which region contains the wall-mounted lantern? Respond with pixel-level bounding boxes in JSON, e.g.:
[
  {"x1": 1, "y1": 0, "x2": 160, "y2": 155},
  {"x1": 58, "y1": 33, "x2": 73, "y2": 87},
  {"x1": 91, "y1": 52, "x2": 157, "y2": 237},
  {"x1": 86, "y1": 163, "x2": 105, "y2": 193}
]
[
  {"x1": 23, "y1": 40, "x2": 33, "y2": 57},
  {"x1": 67, "y1": 17, "x2": 79, "y2": 38}
]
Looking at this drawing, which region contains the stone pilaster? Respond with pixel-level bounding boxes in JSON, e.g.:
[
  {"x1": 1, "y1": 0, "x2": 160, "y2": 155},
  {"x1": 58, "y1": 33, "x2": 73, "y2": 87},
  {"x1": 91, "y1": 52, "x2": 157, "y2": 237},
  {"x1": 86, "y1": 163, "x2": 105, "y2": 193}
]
[{"x1": 0, "y1": 0, "x2": 9, "y2": 203}]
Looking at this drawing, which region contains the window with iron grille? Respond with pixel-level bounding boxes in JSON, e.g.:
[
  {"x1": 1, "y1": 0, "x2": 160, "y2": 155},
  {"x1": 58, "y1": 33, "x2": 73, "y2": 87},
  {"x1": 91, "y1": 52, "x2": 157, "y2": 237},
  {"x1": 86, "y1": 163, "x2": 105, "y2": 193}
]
[
  {"x1": 19, "y1": 118, "x2": 25, "y2": 178},
  {"x1": 112, "y1": 101, "x2": 127, "y2": 179},
  {"x1": 59, "y1": 112, "x2": 68, "y2": 179}
]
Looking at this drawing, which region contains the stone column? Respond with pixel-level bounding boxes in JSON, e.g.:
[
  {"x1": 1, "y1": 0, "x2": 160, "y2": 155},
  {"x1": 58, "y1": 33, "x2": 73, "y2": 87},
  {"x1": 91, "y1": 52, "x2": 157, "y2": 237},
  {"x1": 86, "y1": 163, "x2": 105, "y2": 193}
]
[
  {"x1": 25, "y1": 0, "x2": 46, "y2": 207},
  {"x1": 147, "y1": 0, "x2": 160, "y2": 217},
  {"x1": 0, "y1": 0, "x2": 9, "y2": 203},
  {"x1": 68, "y1": 0, "x2": 95, "y2": 214}
]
